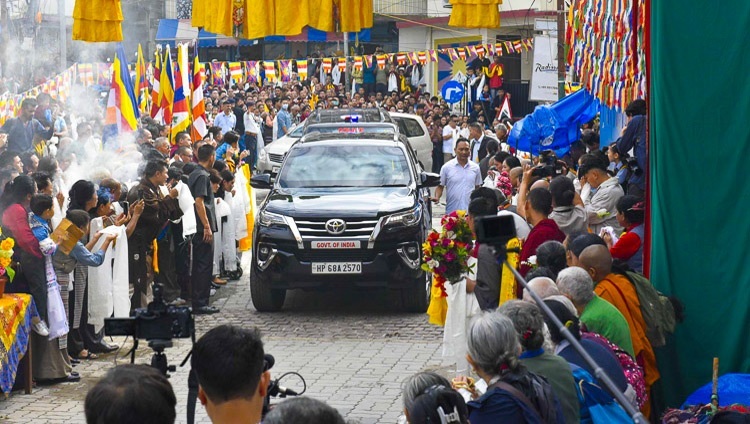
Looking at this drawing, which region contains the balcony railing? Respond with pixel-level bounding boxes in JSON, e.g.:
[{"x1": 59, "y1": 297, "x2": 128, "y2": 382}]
[{"x1": 374, "y1": 0, "x2": 428, "y2": 16}]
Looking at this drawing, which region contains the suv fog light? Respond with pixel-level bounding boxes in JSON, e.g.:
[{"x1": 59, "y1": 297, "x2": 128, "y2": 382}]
[
  {"x1": 397, "y1": 243, "x2": 421, "y2": 269},
  {"x1": 256, "y1": 243, "x2": 277, "y2": 270}
]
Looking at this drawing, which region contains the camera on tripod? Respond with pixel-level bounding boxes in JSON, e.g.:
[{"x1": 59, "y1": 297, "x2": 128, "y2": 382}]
[
  {"x1": 474, "y1": 214, "x2": 517, "y2": 246},
  {"x1": 104, "y1": 284, "x2": 194, "y2": 341}
]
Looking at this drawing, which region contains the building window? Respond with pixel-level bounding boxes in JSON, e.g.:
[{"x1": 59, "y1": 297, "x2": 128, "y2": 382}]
[{"x1": 177, "y1": 0, "x2": 192, "y2": 19}]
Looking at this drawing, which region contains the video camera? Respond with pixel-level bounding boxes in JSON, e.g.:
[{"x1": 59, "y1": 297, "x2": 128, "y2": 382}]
[
  {"x1": 105, "y1": 284, "x2": 193, "y2": 341},
  {"x1": 531, "y1": 150, "x2": 566, "y2": 179},
  {"x1": 474, "y1": 214, "x2": 517, "y2": 247},
  {"x1": 623, "y1": 156, "x2": 643, "y2": 176}
]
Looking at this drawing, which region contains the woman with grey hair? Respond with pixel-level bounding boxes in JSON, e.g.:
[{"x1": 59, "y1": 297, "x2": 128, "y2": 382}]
[
  {"x1": 463, "y1": 312, "x2": 565, "y2": 423},
  {"x1": 497, "y1": 301, "x2": 580, "y2": 424}
]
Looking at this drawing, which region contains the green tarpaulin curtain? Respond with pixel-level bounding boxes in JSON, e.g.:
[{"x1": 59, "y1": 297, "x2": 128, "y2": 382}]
[{"x1": 650, "y1": 0, "x2": 750, "y2": 407}]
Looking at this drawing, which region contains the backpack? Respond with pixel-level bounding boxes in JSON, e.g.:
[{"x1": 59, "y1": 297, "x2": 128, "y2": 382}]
[
  {"x1": 490, "y1": 372, "x2": 562, "y2": 424},
  {"x1": 622, "y1": 270, "x2": 677, "y2": 348},
  {"x1": 570, "y1": 365, "x2": 633, "y2": 424},
  {"x1": 582, "y1": 332, "x2": 647, "y2": 408}
]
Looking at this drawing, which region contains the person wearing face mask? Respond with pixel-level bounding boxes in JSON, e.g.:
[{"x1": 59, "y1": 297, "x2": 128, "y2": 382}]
[{"x1": 276, "y1": 98, "x2": 292, "y2": 139}]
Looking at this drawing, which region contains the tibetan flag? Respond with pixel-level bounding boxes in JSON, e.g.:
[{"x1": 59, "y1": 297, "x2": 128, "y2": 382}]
[
  {"x1": 210, "y1": 62, "x2": 225, "y2": 87},
  {"x1": 337, "y1": 57, "x2": 347, "y2": 72},
  {"x1": 229, "y1": 62, "x2": 243, "y2": 84},
  {"x1": 418, "y1": 51, "x2": 427, "y2": 65},
  {"x1": 191, "y1": 55, "x2": 208, "y2": 142},
  {"x1": 246, "y1": 61, "x2": 259, "y2": 84},
  {"x1": 429, "y1": 50, "x2": 438, "y2": 62},
  {"x1": 104, "y1": 44, "x2": 140, "y2": 139},
  {"x1": 475, "y1": 44, "x2": 485, "y2": 57},
  {"x1": 364, "y1": 55, "x2": 373, "y2": 68},
  {"x1": 504, "y1": 41, "x2": 514, "y2": 53},
  {"x1": 448, "y1": 49, "x2": 459, "y2": 61},
  {"x1": 135, "y1": 44, "x2": 149, "y2": 115},
  {"x1": 467, "y1": 45, "x2": 477, "y2": 58},
  {"x1": 171, "y1": 44, "x2": 190, "y2": 141},
  {"x1": 495, "y1": 43, "x2": 504, "y2": 55},
  {"x1": 263, "y1": 61, "x2": 276, "y2": 82},
  {"x1": 396, "y1": 53, "x2": 407, "y2": 66},
  {"x1": 353, "y1": 57, "x2": 363, "y2": 72},
  {"x1": 487, "y1": 44, "x2": 495, "y2": 56},
  {"x1": 296, "y1": 60, "x2": 308, "y2": 80},
  {"x1": 150, "y1": 50, "x2": 162, "y2": 121},
  {"x1": 522, "y1": 38, "x2": 533, "y2": 51},
  {"x1": 513, "y1": 40, "x2": 523, "y2": 51},
  {"x1": 159, "y1": 45, "x2": 174, "y2": 125},
  {"x1": 280, "y1": 60, "x2": 292, "y2": 82}
]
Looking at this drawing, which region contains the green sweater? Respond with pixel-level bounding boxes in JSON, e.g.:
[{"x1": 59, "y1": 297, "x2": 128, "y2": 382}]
[
  {"x1": 522, "y1": 351, "x2": 580, "y2": 424},
  {"x1": 580, "y1": 295, "x2": 635, "y2": 356}
]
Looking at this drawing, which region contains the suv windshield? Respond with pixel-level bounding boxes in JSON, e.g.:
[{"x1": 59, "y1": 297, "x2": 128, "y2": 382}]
[
  {"x1": 289, "y1": 125, "x2": 304, "y2": 138},
  {"x1": 278, "y1": 145, "x2": 412, "y2": 188}
]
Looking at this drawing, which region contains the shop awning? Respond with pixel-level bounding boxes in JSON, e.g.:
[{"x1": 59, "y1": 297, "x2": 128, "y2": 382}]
[
  {"x1": 156, "y1": 19, "x2": 371, "y2": 47},
  {"x1": 155, "y1": 19, "x2": 258, "y2": 47}
]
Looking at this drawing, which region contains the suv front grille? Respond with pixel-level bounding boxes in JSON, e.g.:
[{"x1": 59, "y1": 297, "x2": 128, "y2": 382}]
[
  {"x1": 269, "y1": 153, "x2": 285, "y2": 163},
  {"x1": 294, "y1": 218, "x2": 378, "y2": 238}
]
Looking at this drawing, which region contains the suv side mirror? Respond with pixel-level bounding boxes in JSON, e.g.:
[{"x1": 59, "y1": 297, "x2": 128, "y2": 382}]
[
  {"x1": 420, "y1": 172, "x2": 441, "y2": 188},
  {"x1": 250, "y1": 174, "x2": 273, "y2": 190}
]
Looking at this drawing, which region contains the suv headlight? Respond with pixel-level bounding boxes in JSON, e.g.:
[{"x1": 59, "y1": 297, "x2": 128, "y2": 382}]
[
  {"x1": 259, "y1": 210, "x2": 287, "y2": 227},
  {"x1": 384, "y1": 206, "x2": 422, "y2": 227}
]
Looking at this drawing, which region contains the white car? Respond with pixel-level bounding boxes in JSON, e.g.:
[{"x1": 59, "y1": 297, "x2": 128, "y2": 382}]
[
  {"x1": 389, "y1": 112, "x2": 432, "y2": 173},
  {"x1": 256, "y1": 124, "x2": 304, "y2": 176}
]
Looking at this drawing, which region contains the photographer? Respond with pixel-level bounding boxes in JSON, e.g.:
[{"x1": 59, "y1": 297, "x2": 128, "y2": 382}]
[
  {"x1": 465, "y1": 195, "x2": 501, "y2": 311},
  {"x1": 191, "y1": 325, "x2": 270, "y2": 424},
  {"x1": 616, "y1": 99, "x2": 647, "y2": 199},
  {"x1": 126, "y1": 159, "x2": 182, "y2": 310}
]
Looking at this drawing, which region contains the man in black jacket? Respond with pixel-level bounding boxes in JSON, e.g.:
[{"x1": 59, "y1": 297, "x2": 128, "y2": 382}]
[{"x1": 126, "y1": 159, "x2": 182, "y2": 310}]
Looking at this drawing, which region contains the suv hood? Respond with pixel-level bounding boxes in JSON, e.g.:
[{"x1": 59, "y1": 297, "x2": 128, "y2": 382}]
[{"x1": 265, "y1": 187, "x2": 416, "y2": 218}]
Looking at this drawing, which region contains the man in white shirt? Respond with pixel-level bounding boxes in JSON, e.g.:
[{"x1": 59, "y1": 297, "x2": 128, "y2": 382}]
[
  {"x1": 432, "y1": 139, "x2": 482, "y2": 214},
  {"x1": 213, "y1": 101, "x2": 236, "y2": 135},
  {"x1": 442, "y1": 115, "x2": 459, "y2": 165},
  {"x1": 243, "y1": 101, "x2": 261, "y2": 167}
]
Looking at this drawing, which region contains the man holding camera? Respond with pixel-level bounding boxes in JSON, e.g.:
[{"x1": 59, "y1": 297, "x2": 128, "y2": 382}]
[
  {"x1": 616, "y1": 99, "x2": 647, "y2": 200},
  {"x1": 127, "y1": 159, "x2": 182, "y2": 311}
]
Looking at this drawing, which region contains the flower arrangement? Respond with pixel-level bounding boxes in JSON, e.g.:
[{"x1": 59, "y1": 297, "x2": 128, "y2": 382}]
[
  {"x1": 421, "y1": 210, "x2": 475, "y2": 296},
  {"x1": 0, "y1": 228, "x2": 16, "y2": 281}
]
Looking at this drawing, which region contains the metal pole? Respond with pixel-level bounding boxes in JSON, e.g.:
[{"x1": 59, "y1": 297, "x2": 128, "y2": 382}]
[
  {"x1": 58, "y1": 0, "x2": 66, "y2": 71},
  {"x1": 557, "y1": 0, "x2": 566, "y2": 99},
  {"x1": 343, "y1": 32, "x2": 350, "y2": 96}
]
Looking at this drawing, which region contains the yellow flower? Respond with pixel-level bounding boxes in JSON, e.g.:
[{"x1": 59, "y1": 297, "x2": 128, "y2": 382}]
[
  {"x1": 0, "y1": 249, "x2": 11, "y2": 259},
  {"x1": 0, "y1": 238, "x2": 14, "y2": 251},
  {"x1": 0, "y1": 257, "x2": 11, "y2": 269},
  {"x1": 456, "y1": 210, "x2": 466, "y2": 218}
]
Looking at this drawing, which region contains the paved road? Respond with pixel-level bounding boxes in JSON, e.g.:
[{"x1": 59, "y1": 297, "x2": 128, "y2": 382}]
[{"x1": 0, "y1": 191, "x2": 452, "y2": 424}]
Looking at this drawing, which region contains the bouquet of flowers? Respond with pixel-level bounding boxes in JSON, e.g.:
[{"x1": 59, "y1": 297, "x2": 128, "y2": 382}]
[
  {"x1": 421, "y1": 210, "x2": 475, "y2": 297},
  {"x1": 0, "y1": 228, "x2": 16, "y2": 281}
]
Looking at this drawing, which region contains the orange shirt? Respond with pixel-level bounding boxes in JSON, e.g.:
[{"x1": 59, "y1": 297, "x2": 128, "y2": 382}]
[{"x1": 595, "y1": 273, "x2": 659, "y2": 387}]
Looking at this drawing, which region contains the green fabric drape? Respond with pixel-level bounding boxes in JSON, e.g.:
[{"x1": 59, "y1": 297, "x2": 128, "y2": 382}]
[{"x1": 650, "y1": 1, "x2": 750, "y2": 407}]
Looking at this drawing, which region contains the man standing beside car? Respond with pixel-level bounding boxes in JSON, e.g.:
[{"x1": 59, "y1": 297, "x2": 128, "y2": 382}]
[
  {"x1": 432, "y1": 138, "x2": 482, "y2": 214},
  {"x1": 188, "y1": 144, "x2": 220, "y2": 315},
  {"x1": 243, "y1": 101, "x2": 261, "y2": 169}
]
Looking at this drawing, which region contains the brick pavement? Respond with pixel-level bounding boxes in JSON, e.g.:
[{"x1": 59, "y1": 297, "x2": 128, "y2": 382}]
[{"x1": 0, "y1": 249, "x2": 453, "y2": 424}]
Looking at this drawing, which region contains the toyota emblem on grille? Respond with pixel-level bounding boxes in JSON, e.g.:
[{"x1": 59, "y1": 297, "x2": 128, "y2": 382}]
[{"x1": 325, "y1": 219, "x2": 346, "y2": 235}]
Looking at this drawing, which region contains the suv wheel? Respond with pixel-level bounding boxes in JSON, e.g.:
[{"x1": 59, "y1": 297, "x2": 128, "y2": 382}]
[
  {"x1": 399, "y1": 272, "x2": 429, "y2": 313},
  {"x1": 250, "y1": 266, "x2": 286, "y2": 312}
]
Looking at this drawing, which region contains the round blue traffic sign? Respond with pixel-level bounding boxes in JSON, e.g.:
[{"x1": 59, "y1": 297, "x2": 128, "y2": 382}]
[{"x1": 441, "y1": 80, "x2": 465, "y2": 104}]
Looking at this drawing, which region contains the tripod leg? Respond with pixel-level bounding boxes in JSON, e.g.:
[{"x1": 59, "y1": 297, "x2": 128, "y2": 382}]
[{"x1": 187, "y1": 368, "x2": 199, "y2": 424}]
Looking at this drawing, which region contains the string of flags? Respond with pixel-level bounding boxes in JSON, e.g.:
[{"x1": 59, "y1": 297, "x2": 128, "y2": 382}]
[
  {"x1": 566, "y1": 0, "x2": 646, "y2": 110},
  {"x1": 201, "y1": 38, "x2": 534, "y2": 86}
]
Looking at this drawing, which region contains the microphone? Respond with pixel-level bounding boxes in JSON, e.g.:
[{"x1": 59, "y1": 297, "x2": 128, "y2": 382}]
[
  {"x1": 263, "y1": 354, "x2": 275, "y2": 371},
  {"x1": 275, "y1": 385, "x2": 298, "y2": 397}
]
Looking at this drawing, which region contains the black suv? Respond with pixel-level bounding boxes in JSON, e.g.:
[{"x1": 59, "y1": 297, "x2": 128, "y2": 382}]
[{"x1": 249, "y1": 133, "x2": 440, "y2": 312}]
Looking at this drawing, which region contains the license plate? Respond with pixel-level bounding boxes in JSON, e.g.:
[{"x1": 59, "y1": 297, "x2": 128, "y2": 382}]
[
  {"x1": 311, "y1": 262, "x2": 362, "y2": 274},
  {"x1": 311, "y1": 240, "x2": 361, "y2": 249},
  {"x1": 272, "y1": 166, "x2": 280, "y2": 173}
]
